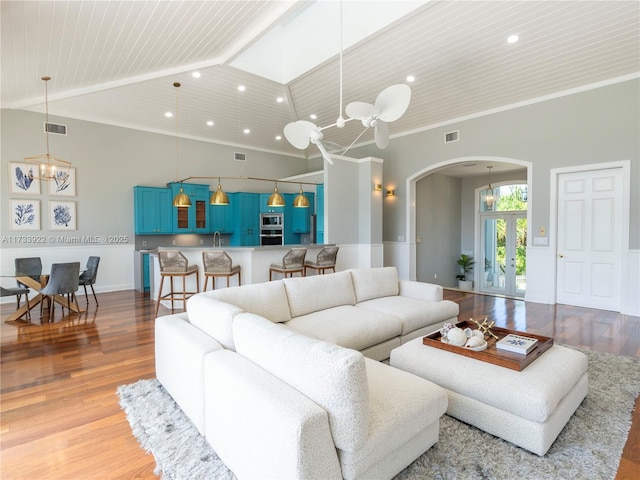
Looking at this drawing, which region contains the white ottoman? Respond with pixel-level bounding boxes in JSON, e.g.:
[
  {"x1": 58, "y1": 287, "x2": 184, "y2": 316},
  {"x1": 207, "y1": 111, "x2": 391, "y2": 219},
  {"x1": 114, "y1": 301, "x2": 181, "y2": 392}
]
[{"x1": 390, "y1": 338, "x2": 588, "y2": 455}]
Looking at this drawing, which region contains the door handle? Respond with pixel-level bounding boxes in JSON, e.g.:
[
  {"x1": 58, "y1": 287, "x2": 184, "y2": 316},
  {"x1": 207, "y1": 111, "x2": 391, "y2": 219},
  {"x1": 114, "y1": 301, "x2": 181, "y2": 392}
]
[{"x1": 559, "y1": 254, "x2": 564, "y2": 258}]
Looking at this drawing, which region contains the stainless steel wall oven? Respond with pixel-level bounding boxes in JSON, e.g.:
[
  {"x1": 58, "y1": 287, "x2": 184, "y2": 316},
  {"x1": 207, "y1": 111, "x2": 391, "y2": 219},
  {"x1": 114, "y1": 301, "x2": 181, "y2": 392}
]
[{"x1": 260, "y1": 213, "x2": 283, "y2": 246}]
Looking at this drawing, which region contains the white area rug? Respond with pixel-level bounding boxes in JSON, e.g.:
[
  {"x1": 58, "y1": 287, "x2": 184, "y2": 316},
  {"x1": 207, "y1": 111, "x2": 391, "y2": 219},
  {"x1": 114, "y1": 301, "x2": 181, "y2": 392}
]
[{"x1": 118, "y1": 347, "x2": 640, "y2": 480}]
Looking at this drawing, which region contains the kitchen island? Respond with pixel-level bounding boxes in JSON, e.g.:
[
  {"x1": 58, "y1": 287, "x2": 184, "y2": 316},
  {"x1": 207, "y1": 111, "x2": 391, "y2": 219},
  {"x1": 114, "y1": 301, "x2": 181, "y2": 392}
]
[{"x1": 149, "y1": 244, "x2": 335, "y2": 310}]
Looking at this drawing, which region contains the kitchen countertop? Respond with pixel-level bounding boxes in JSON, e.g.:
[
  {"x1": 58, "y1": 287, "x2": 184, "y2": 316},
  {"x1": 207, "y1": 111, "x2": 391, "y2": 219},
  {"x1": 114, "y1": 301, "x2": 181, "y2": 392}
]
[{"x1": 144, "y1": 244, "x2": 334, "y2": 253}]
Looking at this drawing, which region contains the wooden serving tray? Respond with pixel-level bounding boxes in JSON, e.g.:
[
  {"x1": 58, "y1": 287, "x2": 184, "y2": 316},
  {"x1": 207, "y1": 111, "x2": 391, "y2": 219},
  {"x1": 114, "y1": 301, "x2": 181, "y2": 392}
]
[{"x1": 423, "y1": 320, "x2": 554, "y2": 371}]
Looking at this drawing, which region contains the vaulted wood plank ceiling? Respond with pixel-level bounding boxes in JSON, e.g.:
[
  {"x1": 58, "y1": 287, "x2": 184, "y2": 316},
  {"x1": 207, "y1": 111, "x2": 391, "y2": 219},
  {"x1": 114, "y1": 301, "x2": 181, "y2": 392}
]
[{"x1": 2, "y1": 0, "x2": 638, "y2": 160}]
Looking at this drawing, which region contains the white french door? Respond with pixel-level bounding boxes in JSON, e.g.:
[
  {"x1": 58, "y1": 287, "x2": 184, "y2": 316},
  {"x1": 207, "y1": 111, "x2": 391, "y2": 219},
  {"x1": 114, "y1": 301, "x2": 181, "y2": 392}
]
[
  {"x1": 556, "y1": 168, "x2": 623, "y2": 311},
  {"x1": 480, "y1": 212, "x2": 527, "y2": 297}
]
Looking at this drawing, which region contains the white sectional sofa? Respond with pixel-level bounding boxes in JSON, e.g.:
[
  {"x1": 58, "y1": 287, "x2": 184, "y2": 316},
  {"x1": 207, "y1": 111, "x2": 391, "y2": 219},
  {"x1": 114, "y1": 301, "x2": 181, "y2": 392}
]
[
  {"x1": 186, "y1": 267, "x2": 459, "y2": 361},
  {"x1": 155, "y1": 267, "x2": 459, "y2": 479}
]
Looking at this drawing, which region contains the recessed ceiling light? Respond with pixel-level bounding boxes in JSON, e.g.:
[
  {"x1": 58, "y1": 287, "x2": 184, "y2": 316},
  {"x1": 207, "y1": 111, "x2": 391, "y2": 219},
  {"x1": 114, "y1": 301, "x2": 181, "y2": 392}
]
[
  {"x1": 192, "y1": 71, "x2": 201, "y2": 78},
  {"x1": 275, "y1": 135, "x2": 282, "y2": 140},
  {"x1": 310, "y1": 114, "x2": 317, "y2": 120},
  {"x1": 206, "y1": 120, "x2": 214, "y2": 126},
  {"x1": 406, "y1": 75, "x2": 415, "y2": 82},
  {"x1": 276, "y1": 97, "x2": 284, "y2": 103},
  {"x1": 243, "y1": 128, "x2": 250, "y2": 134},
  {"x1": 238, "y1": 85, "x2": 246, "y2": 92},
  {"x1": 164, "y1": 112, "x2": 173, "y2": 118},
  {"x1": 507, "y1": 34, "x2": 519, "y2": 44}
]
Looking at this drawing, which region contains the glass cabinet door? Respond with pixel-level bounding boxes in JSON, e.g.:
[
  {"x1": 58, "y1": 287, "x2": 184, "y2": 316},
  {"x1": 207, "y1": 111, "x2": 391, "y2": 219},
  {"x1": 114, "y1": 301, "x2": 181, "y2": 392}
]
[
  {"x1": 195, "y1": 199, "x2": 207, "y2": 229},
  {"x1": 176, "y1": 206, "x2": 189, "y2": 230}
]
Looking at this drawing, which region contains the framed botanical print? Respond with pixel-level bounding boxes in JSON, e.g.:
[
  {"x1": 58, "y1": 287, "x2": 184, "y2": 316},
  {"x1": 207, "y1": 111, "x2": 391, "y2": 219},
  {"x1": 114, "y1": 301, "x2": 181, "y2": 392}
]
[
  {"x1": 10, "y1": 199, "x2": 40, "y2": 231},
  {"x1": 49, "y1": 200, "x2": 76, "y2": 230},
  {"x1": 48, "y1": 166, "x2": 76, "y2": 196},
  {"x1": 8, "y1": 162, "x2": 40, "y2": 195}
]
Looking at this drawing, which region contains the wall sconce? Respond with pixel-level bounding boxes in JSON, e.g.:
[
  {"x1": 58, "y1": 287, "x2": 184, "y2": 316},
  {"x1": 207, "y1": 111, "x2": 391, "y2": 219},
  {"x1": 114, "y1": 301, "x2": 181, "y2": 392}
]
[
  {"x1": 386, "y1": 189, "x2": 395, "y2": 197},
  {"x1": 373, "y1": 183, "x2": 382, "y2": 191}
]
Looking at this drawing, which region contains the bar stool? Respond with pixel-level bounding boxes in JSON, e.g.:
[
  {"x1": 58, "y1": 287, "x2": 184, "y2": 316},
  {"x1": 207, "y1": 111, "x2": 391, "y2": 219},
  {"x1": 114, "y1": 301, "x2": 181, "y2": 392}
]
[
  {"x1": 202, "y1": 250, "x2": 241, "y2": 290},
  {"x1": 269, "y1": 247, "x2": 307, "y2": 280},
  {"x1": 304, "y1": 246, "x2": 339, "y2": 276},
  {"x1": 155, "y1": 250, "x2": 199, "y2": 316}
]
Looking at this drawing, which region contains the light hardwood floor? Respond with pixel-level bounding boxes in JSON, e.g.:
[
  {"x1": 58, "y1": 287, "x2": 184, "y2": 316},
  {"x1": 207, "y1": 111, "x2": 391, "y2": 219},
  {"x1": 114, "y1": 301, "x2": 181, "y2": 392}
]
[{"x1": 1, "y1": 289, "x2": 638, "y2": 479}]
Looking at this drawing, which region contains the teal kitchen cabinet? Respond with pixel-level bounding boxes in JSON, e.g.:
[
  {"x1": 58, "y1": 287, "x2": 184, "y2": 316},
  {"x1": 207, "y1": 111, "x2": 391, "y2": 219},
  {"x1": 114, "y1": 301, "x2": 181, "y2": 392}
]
[
  {"x1": 230, "y1": 193, "x2": 259, "y2": 246},
  {"x1": 134, "y1": 250, "x2": 152, "y2": 293},
  {"x1": 210, "y1": 192, "x2": 236, "y2": 234},
  {"x1": 316, "y1": 184, "x2": 324, "y2": 243},
  {"x1": 134, "y1": 186, "x2": 173, "y2": 234},
  {"x1": 143, "y1": 253, "x2": 150, "y2": 291},
  {"x1": 259, "y1": 193, "x2": 285, "y2": 213},
  {"x1": 291, "y1": 192, "x2": 314, "y2": 233},
  {"x1": 283, "y1": 194, "x2": 296, "y2": 244},
  {"x1": 168, "y1": 182, "x2": 210, "y2": 233}
]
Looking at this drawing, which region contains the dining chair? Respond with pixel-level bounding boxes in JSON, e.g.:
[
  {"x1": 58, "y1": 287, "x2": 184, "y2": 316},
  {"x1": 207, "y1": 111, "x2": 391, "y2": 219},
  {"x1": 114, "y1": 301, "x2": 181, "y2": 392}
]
[
  {"x1": 39, "y1": 262, "x2": 80, "y2": 322},
  {"x1": 303, "y1": 246, "x2": 339, "y2": 276},
  {"x1": 269, "y1": 247, "x2": 307, "y2": 280},
  {"x1": 79, "y1": 256, "x2": 100, "y2": 306},
  {"x1": 202, "y1": 250, "x2": 241, "y2": 290},
  {"x1": 0, "y1": 286, "x2": 31, "y2": 321},
  {"x1": 14, "y1": 256, "x2": 43, "y2": 311},
  {"x1": 155, "y1": 250, "x2": 199, "y2": 317},
  {"x1": 15, "y1": 256, "x2": 42, "y2": 288}
]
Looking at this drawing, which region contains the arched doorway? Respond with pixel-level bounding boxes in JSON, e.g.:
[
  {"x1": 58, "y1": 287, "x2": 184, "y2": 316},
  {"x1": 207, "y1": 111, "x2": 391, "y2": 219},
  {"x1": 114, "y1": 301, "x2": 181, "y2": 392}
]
[{"x1": 406, "y1": 157, "x2": 531, "y2": 296}]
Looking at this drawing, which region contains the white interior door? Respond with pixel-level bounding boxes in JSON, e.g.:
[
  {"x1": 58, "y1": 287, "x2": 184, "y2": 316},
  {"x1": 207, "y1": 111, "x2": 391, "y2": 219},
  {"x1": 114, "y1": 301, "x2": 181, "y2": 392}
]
[{"x1": 556, "y1": 168, "x2": 623, "y2": 311}]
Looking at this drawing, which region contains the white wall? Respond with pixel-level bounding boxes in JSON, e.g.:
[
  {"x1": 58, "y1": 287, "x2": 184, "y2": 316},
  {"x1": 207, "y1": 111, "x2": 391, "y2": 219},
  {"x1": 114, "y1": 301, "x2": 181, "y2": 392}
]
[
  {"x1": 1, "y1": 109, "x2": 310, "y2": 246},
  {"x1": 351, "y1": 78, "x2": 640, "y2": 315}
]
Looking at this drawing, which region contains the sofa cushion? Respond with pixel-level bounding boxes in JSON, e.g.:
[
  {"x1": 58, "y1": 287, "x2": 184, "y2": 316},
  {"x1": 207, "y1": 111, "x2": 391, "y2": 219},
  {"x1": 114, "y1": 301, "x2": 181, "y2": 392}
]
[
  {"x1": 349, "y1": 267, "x2": 399, "y2": 303},
  {"x1": 233, "y1": 312, "x2": 369, "y2": 451},
  {"x1": 285, "y1": 305, "x2": 403, "y2": 351},
  {"x1": 204, "y1": 350, "x2": 343, "y2": 480},
  {"x1": 284, "y1": 271, "x2": 356, "y2": 318},
  {"x1": 206, "y1": 280, "x2": 292, "y2": 323},
  {"x1": 187, "y1": 294, "x2": 243, "y2": 350},
  {"x1": 399, "y1": 279, "x2": 443, "y2": 302},
  {"x1": 338, "y1": 358, "x2": 448, "y2": 479},
  {"x1": 357, "y1": 297, "x2": 460, "y2": 335}
]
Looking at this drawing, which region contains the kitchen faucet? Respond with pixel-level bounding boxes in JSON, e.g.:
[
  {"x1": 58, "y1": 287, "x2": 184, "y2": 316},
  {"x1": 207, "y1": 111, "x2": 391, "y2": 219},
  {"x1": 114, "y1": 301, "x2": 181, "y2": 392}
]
[{"x1": 213, "y1": 231, "x2": 221, "y2": 248}]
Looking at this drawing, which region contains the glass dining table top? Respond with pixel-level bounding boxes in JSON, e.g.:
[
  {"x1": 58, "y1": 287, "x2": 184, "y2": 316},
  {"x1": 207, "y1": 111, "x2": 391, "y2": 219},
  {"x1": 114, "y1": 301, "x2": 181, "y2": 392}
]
[{"x1": 1, "y1": 271, "x2": 86, "y2": 322}]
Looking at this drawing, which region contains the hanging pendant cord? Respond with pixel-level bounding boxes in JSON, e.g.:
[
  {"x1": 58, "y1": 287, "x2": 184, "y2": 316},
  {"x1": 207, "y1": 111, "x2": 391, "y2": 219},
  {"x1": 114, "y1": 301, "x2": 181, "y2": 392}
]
[
  {"x1": 339, "y1": 0, "x2": 343, "y2": 120},
  {"x1": 43, "y1": 76, "x2": 50, "y2": 158},
  {"x1": 174, "y1": 82, "x2": 180, "y2": 180}
]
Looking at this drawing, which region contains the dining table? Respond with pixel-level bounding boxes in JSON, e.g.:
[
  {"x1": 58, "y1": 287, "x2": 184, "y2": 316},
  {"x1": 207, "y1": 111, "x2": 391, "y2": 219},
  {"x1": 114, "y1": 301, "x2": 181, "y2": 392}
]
[{"x1": 3, "y1": 273, "x2": 86, "y2": 322}]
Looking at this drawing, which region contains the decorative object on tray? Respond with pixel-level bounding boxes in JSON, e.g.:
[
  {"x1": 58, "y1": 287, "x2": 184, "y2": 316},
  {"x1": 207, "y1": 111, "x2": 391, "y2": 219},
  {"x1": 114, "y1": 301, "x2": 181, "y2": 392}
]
[
  {"x1": 496, "y1": 333, "x2": 539, "y2": 354},
  {"x1": 470, "y1": 316, "x2": 499, "y2": 340},
  {"x1": 439, "y1": 322, "x2": 488, "y2": 351},
  {"x1": 424, "y1": 320, "x2": 554, "y2": 371}
]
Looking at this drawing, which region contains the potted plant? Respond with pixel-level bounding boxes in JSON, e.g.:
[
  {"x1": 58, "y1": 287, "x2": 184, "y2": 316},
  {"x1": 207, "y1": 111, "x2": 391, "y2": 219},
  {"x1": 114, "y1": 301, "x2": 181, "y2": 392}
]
[{"x1": 456, "y1": 253, "x2": 475, "y2": 290}]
